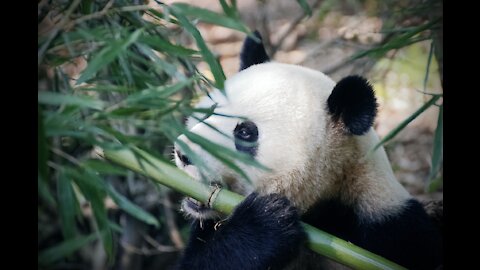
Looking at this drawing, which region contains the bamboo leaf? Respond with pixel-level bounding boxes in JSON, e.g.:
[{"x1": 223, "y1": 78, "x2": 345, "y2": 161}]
[
  {"x1": 80, "y1": 0, "x2": 93, "y2": 15},
  {"x1": 72, "y1": 161, "x2": 160, "y2": 228},
  {"x1": 183, "y1": 130, "x2": 253, "y2": 183},
  {"x1": 38, "y1": 105, "x2": 49, "y2": 181},
  {"x1": 219, "y1": 0, "x2": 237, "y2": 18},
  {"x1": 105, "y1": 183, "x2": 160, "y2": 228},
  {"x1": 125, "y1": 78, "x2": 195, "y2": 104},
  {"x1": 296, "y1": 0, "x2": 312, "y2": 17},
  {"x1": 427, "y1": 104, "x2": 443, "y2": 191},
  {"x1": 428, "y1": 176, "x2": 443, "y2": 193},
  {"x1": 368, "y1": 95, "x2": 441, "y2": 155},
  {"x1": 352, "y1": 37, "x2": 429, "y2": 60},
  {"x1": 423, "y1": 42, "x2": 434, "y2": 92},
  {"x1": 102, "y1": 146, "x2": 237, "y2": 213},
  {"x1": 352, "y1": 19, "x2": 440, "y2": 60},
  {"x1": 82, "y1": 159, "x2": 128, "y2": 176},
  {"x1": 132, "y1": 43, "x2": 185, "y2": 79},
  {"x1": 171, "y1": 3, "x2": 249, "y2": 33},
  {"x1": 38, "y1": 91, "x2": 105, "y2": 110},
  {"x1": 169, "y1": 5, "x2": 226, "y2": 90},
  {"x1": 69, "y1": 169, "x2": 114, "y2": 261},
  {"x1": 117, "y1": 54, "x2": 134, "y2": 86},
  {"x1": 57, "y1": 170, "x2": 78, "y2": 240},
  {"x1": 109, "y1": 221, "x2": 124, "y2": 233},
  {"x1": 87, "y1": 188, "x2": 115, "y2": 263},
  {"x1": 38, "y1": 233, "x2": 99, "y2": 266},
  {"x1": 172, "y1": 138, "x2": 214, "y2": 184},
  {"x1": 164, "y1": 117, "x2": 269, "y2": 184},
  {"x1": 76, "y1": 28, "x2": 143, "y2": 84},
  {"x1": 140, "y1": 35, "x2": 199, "y2": 57},
  {"x1": 184, "y1": 129, "x2": 269, "y2": 172},
  {"x1": 76, "y1": 84, "x2": 134, "y2": 92},
  {"x1": 38, "y1": 174, "x2": 56, "y2": 208}
]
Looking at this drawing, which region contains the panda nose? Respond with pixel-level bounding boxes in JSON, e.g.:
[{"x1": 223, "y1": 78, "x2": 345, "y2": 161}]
[{"x1": 176, "y1": 150, "x2": 192, "y2": 166}]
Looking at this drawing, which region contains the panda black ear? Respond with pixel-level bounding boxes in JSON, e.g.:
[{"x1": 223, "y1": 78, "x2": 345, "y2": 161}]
[
  {"x1": 239, "y1": 30, "x2": 270, "y2": 71},
  {"x1": 327, "y1": 75, "x2": 378, "y2": 135}
]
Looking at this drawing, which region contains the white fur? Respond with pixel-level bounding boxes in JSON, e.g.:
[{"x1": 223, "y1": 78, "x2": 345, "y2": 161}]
[{"x1": 175, "y1": 62, "x2": 410, "y2": 220}]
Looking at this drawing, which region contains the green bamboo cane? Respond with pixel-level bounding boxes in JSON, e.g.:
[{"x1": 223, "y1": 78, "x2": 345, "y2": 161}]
[{"x1": 97, "y1": 146, "x2": 406, "y2": 270}]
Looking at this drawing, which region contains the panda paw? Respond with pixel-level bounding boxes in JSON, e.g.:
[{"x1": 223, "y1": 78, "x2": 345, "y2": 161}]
[
  {"x1": 180, "y1": 193, "x2": 306, "y2": 269},
  {"x1": 227, "y1": 192, "x2": 306, "y2": 254},
  {"x1": 232, "y1": 192, "x2": 301, "y2": 226}
]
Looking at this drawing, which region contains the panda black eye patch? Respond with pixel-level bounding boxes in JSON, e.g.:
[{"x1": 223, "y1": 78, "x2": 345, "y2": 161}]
[{"x1": 233, "y1": 121, "x2": 259, "y2": 156}]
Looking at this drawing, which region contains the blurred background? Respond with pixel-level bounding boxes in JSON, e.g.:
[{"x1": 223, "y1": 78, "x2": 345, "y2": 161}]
[{"x1": 38, "y1": 0, "x2": 442, "y2": 269}]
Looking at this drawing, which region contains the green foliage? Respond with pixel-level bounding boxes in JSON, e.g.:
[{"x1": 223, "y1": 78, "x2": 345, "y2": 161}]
[
  {"x1": 427, "y1": 104, "x2": 443, "y2": 192},
  {"x1": 368, "y1": 95, "x2": 441, "y2": 156},
  {"x1": 356, "y1": 0, "x2": 443, "y2": 192},
  {"x1": 38, "y1": 0, "x2": 256, "y2": 267},
  {"x1": 296, "y1": 0, "x2": 313, "y2": 17},
  {"x1": 38, "y1": 232, "x2": 99, "y2": 266}
]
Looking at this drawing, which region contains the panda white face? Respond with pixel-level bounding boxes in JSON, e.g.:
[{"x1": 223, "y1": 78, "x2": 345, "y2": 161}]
[
  {"x1": 174, "y1": 63, "x2": 348, "y2": 219},
  {"x1": 175, "y1": 63, "x2": 336, "y2": 190},
  {"x1": 173, "y1": 32, "x2": 405, "y2": 219}
]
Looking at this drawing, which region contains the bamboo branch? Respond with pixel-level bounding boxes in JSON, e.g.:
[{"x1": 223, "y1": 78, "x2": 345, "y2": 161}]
[{"x1": 96, "y1": 146, "x2": 406, "y2": 270}]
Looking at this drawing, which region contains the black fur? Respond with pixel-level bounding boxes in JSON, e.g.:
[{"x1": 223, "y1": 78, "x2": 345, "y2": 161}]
[
  {"x1": 177, "y1": 193, "x2": 306, "y2": 270},
  {"x1": 327, "y1": 75, "x2": 378, "y2": 135},
  {"x1": 302, "y1": 198, "x2": 443, "y2": 269},
  {"x1": 176, "y1": 150, "x2": 192, "y2": 166},
  {"x1": 233, "y1": 121, "x2": 259, "y2": 156},
  {"x1": 239, "y1": 30, "x2": 270, "y2": 71}
]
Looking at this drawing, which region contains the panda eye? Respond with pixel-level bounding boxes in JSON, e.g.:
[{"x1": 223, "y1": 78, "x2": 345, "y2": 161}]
[
  {"x1": 238, "y1": 128, "x2": 251, "y2": 139},
  {"x1": 234, "y1": 121, "x2": 258, "y2": 142},
  {"x1": 233, "y1": 121, "x2": 259, "y2": 156}
]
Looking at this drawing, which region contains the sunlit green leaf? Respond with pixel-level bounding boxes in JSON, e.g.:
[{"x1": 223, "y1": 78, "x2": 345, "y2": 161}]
[
  {"x1": 132, "y1": 43, "x2": 184, "y2": 79},
  {"x1": 76, "y1": 28, "x2": 143, "y2": 84},
  {"x1": 140, "y1": 35, "x2": 199, "y2": 57},
  {"x1": 423, "y1": 42, "x2": 434, "y2": 92},
  {"x1": 171, "y1": 3, "x2": 249, "y2": 33},
  {"x1": 219, "y1": 0, "x2": 237, "y2": 18},
  {"x1": 125, "y1": 78, "x2": 195, "y2": 104},
  {"x1": 352, "y1": 19, "x2": 440, "y2": 60},
  {"x1": 38, "y1": 91, "x2": 105, "y2": 110},
  {"x1": 181, "y1": 129, "x2": 272, "y2": 185},
  {"x1": 169, "y1": 5, "x2": 226, "y2": 90},
  {"x1": 368, "y1": 95, "x2": 441, "y2": 155}
]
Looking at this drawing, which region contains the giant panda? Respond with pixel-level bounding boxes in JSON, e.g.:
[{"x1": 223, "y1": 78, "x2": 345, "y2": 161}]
[{"x1": 173, "y1": 31, "x2": 442, "y2": 270}]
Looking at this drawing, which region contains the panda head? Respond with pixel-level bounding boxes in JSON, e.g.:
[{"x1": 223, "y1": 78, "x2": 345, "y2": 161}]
[{"x1": 175, "y1": 31, "x2": 404, "y2": 220}]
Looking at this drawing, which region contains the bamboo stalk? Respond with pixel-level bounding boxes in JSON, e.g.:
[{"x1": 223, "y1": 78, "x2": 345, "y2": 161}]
[{"x1": 97, "y1": 146, "x2": 406, "y2": 270}]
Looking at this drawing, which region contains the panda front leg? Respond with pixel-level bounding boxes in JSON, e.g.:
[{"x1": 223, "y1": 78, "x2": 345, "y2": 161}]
[{"x1": 177, "y1": 193, "x2": 306, "y2": 270}]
